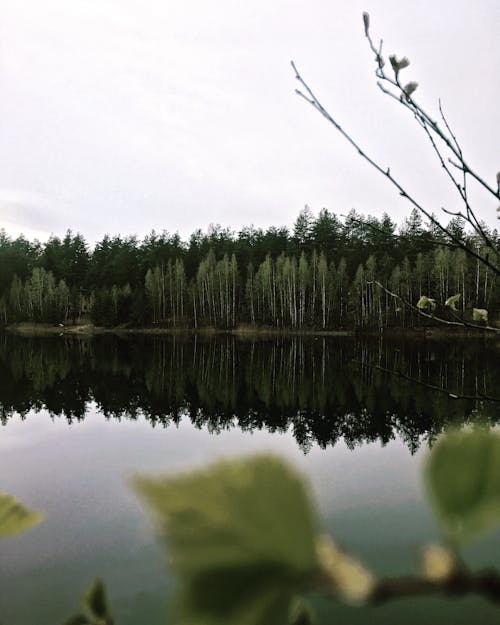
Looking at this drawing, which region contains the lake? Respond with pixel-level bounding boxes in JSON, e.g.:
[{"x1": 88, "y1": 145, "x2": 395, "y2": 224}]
[{"x1": 0, "y1": 333, "x2": 499, "y2": 624}]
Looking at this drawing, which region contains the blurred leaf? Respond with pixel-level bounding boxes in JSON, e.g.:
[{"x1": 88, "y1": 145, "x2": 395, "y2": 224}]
[
  {"x1": 316, "y1": 535, "x2": 375, "y2": 604},
  {"x1": 416, "y1": 295, "x2": 436, "y2": 311},
  {"x1": 420, "y1": 544, "x2": 456, "y2": 581},
  {"x1": 472, "y1": 308, "x2": 488, "y2": 322},
  {"x1": 62, "y1": 580, "x2": 113, "y2": 625},
  {"x1": 289, "y1": 596, "x2": 316, "y2": 625},
  {"x1": 425, "y1": 429, "x2": 500, "y2": 543},
  {"x1": 133, "y1": 455, "x2": 320, "y2": 625},
  {"x1": 445, "y1": 294, "x2": 461, "y2": 311},
  {"x1": 84, "y1": 578, "x2": 111, "y2": 621},
  {"x1": 0, "y1": 492, "x2": 43, "y2": 538}
]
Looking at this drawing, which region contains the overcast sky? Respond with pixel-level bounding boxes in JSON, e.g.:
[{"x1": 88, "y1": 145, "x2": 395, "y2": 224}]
[{"x1": 0, "y1": 0, "x2": 498, "y2": 244}]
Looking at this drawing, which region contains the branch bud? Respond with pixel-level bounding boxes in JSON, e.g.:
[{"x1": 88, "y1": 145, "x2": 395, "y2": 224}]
[
  {"x1": 403, "y1": 82, "x2": 418, "y2": 99},
  {"x1": 420, "y1": 544, "x2": 456, "y2": 582},
  {"x1": 390, "y1": 55, "x2": 410, "y2": 78},
  {"x1": 316, "y1": 534, "x2": 375, "y2": 604},
  {"x1": 363, "y1": 12, "x2": 370, "y2": 35}
]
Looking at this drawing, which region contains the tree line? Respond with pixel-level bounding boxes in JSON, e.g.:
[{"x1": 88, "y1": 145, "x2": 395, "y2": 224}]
[{"x1": 0, "y1": 207, "x2": 498, "y2": 329}]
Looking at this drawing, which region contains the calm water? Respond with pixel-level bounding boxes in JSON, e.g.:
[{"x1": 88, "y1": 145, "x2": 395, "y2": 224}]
[{"x1": 0, "y1": 334, "x2": 499, "y2": 624}]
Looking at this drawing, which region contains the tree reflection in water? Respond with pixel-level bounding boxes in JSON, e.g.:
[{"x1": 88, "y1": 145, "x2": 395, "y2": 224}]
[{"x1": 0, "y1": 334, "x2": 498, "y2": 453}]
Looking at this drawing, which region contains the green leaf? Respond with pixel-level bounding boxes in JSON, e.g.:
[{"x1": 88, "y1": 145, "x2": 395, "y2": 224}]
[
  {"x1": 132, "y1": 454, "x2": 320, "y2": 625},
  {"x1": 289, "y1": 596, "x2": 316, "y2": 625},
  {"x1": 472, "y1": 308, "x2": 488, "y2": 322},
  {"x1": 83, "y1": 578, "x2": 110, "y2": 621},
  {"x1": 416, "y1": 295, "x2": 436, "y2": 311},
  {"x1": 425, "y1": 429, "x2": 500, "y2": 543},
  {"x1": 0, "y1": 492, "x2": 43, "y2": 538},
  {"x1": 445, "y1": 293, "x2": 461, "y2": 311}
]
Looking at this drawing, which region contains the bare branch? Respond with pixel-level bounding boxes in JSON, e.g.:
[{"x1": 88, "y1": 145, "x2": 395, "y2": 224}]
[
  {"x1": 364, "y1": 19, "x2": 499, "y2": 202},
  {"x1": 291, "y1": 13, "x2": 500, "y2": 280},
  {"x1": 291, "y1": 60, "x2": 500, "y2": 277}
]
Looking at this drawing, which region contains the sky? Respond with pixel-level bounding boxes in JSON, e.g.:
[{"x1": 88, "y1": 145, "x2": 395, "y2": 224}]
[{"x1": 0, "y1": 0, "x2": 499, "y2": 244}]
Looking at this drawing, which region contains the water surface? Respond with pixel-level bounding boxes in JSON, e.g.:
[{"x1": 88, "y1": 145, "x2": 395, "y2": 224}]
[{"x1": 0, "y1": 334, "x2": 499, "y2": 624}]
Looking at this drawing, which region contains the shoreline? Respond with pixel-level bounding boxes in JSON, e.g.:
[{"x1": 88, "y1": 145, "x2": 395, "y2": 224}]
[
  {"x1": 2, "y1": 322, "x2": 497, "y2": 341},
  {"x1": 2, "y1": 322, "x2": 352, "y2": 338}
]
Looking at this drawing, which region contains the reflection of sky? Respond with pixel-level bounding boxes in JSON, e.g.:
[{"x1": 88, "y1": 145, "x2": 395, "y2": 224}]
[
  {"x1": 0, "y1": 402, "x2": 425, "y2": 507},
  {"x1": 2, "y1": 408, "x2": 500, "y2": 624},
  {"x1": 1, "y1": 406, "x2": 425, "y2": 624}
]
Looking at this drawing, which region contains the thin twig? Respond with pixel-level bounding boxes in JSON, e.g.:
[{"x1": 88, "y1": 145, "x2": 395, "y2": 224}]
[
  {"x1": 371, "y1": 568, "x2": 500, "y2": 605},
  {"x1": 290, "y1": 61, "x2": 500, "y2": 277},
  {"x1": 364, "y1": 25, "x2": 500, "y2": 202}
]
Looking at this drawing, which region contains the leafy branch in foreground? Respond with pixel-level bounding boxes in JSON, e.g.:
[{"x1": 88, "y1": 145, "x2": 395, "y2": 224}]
[
  {"x1": 0, "y1": 491, "x2": 43, "y2": 538},
  {"x1": 0, "y1": 493, "x2": 113, "y2": 625},
  {"x1": 63, "y1": 579, "x2": 114, "y2": 625},
  {"x1": 132, "y1": 456, "x2": 320, "y2": 625},
  {"x1": 130, "y1": 430, "x2": 500, "y2": 625}
]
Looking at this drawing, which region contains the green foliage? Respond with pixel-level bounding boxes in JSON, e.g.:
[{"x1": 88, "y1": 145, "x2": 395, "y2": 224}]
[
  {"x1": 425, "y1": 428, "x2": 500, "y2": 543},
  {"x1": 0, "y1": 492, "x2": 43, "y2": 538},
  {"x1": 473, "y1": 308, "x2": 488, "y2": 323},
  {"x1": 84, "y1": 578, "x2": 112, "y2": 621},
  {"x1": 445, "y1": 293, "x2": 461, "y2": 311},
  {"x1": 133, "y1": 454, "x2": 320, "y2": 625},
  {"x1": 0, "y1": 208, "x2": 497, "y2": 331},
  {"x1": 63, "y1": 578, "x2": 113, "y2": 625},
  {"x1": 416, "y1": 295, "x2": 436, "y2": 311},
  {"x1": 289, "y1": 597, "x2": 316, "y2": 625}
]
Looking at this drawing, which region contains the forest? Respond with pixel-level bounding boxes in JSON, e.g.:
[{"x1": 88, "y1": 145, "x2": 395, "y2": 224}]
[{"x1": 0, "y1": 207, "x2": 498, "y2": 329}]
